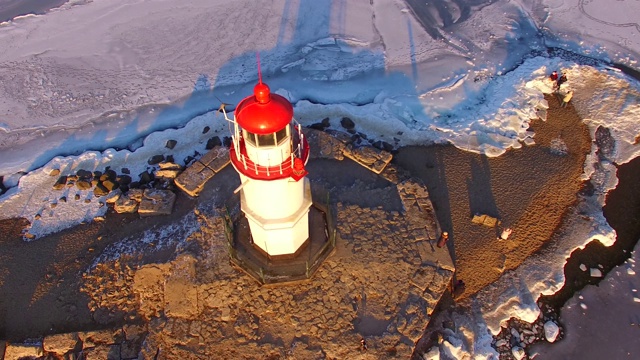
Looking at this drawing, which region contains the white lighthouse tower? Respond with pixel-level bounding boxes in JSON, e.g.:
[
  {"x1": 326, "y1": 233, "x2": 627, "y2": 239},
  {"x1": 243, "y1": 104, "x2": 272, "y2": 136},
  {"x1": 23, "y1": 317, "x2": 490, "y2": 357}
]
[{"x1": 225, "y1": 78, "x2": 312, "y2": 258}]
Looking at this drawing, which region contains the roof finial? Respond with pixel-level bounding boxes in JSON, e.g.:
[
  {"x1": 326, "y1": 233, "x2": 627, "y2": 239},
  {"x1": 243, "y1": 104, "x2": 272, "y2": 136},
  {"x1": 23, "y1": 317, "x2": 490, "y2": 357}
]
[
  {"x1": 254, "y1": 52, "x2": 270, "y2": 104},
  {"x1": 257, "y1": 52, "x2": 262, "y2": 85}
]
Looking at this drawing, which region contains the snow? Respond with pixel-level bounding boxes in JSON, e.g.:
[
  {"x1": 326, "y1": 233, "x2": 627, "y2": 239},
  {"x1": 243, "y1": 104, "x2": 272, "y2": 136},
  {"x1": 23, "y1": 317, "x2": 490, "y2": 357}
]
[{"x1": 0, "y1": 0, "x2": 639, "y2": 358}]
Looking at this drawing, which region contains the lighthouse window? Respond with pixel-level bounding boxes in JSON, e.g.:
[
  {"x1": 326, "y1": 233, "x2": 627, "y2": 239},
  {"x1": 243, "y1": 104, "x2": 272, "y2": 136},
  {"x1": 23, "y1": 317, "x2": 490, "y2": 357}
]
[
  {"x1": 243, "y1": 130, "x2": 257, "y2": 146},
  {"x1": 243, "y1": 126, "x2": 289, "y2": 147},
  {"x1": 275, "y1": 127, "x2": 289, "y2": 145},
  {"x1": 256, "y1": 133, "x2": 275, "y2": 146}
]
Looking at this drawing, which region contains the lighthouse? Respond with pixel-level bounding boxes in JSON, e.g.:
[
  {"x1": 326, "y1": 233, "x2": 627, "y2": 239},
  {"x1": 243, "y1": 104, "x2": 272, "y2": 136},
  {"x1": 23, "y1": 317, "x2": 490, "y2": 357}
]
[{"x1": 226, "y1": 79, "x2": 312, "y2": 258}]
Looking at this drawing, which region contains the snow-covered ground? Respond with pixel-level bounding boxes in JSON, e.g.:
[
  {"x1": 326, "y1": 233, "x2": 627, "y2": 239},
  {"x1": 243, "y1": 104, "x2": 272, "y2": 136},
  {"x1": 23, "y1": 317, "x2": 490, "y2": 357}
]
[{"x1": 0, "y1": 0, "x2": 639, "y2": 357}]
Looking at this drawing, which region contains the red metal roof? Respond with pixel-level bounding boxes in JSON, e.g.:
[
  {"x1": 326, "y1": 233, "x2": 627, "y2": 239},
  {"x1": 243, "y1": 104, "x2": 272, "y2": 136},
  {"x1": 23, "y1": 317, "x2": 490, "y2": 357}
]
[{"x1": 235, "y1": 82, "x2": 293, "y2": 134}]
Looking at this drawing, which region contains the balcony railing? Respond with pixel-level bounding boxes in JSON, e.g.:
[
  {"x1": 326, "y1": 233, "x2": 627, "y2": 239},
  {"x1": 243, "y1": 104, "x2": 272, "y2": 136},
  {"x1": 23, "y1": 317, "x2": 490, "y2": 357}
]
[{"x1": 230, "y1": 123, "x2": 309, "y2": 180}]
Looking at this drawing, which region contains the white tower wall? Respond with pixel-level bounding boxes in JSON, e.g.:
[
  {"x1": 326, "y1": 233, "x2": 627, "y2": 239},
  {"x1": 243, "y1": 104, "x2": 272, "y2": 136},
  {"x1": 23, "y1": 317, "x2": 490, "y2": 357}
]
[
  {"x1": 238, "y1": 173, "x2": 305, "y2": 219},
  {"x1": 240, "y1": 177, "x2": 312, "y2": 256}
]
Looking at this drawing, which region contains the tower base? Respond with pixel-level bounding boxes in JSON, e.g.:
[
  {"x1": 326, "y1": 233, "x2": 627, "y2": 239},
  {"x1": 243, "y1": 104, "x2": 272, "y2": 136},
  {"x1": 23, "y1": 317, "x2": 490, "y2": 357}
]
[{"x1": 226, "y1": 202, "x2": 336, "y2": 285}]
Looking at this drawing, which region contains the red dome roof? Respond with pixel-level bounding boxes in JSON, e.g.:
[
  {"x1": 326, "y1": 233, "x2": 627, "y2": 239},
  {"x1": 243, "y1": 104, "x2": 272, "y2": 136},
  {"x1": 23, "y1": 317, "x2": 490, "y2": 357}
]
[{"x1": 235, "y1": 82, "x2": 293, "y2": 134}]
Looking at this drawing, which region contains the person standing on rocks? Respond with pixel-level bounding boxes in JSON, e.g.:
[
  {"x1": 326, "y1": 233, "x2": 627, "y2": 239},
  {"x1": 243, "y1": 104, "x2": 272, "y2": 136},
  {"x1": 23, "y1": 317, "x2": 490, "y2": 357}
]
[{"x1": 437, "y1": 231, "x2": 449, "y2": 248}]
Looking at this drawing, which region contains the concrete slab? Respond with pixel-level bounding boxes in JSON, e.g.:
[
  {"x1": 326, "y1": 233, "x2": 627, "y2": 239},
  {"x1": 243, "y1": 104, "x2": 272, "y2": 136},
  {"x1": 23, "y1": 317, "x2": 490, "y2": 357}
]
[{"x1": 138, "y1": 189, "x2": 176, "y2": 216}]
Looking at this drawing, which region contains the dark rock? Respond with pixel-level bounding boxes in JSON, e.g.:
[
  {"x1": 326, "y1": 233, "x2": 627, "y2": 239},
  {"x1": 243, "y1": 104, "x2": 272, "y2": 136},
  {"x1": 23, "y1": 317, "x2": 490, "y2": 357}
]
[
  {"x1": 373, "y1": 140, "x2": 394, "y2": 152},
  {"x1": 129, "y1": 181, "x2": 141, "y2": 189},
  {"x1": 76, "y1": 180, "x2": 92, "y2": 190},
  {"x1": 308, "y1": 123, "x2": 326, "y2": 131},
  {"x1": 94, "y1": 183, "x2": 109, "y2": 197},
  {"x1": 117, "y1": 175, "x2": 132, "y2": 185},
  {"x1": 0, "y1": 176, "x2": 5, "y2": 195},
  {"x1": 165, "y1": 139, "x2": 178, "y2": 149},
  {"x1": 85, "y1": 198, "x2": 92, "y2": 203},
  {"x1": 184, "y1": 156, "x2": 195, "y2": 166},
  {"x1": 223, "y1": 136, "x2": 232, "y2": 148},
  {"x1": 139, "y1": 171, "x2": 155, "y2": 185},
  {"x1": 206, "y1": 136, "x2": 222, "y2": 150},
  {"x1": 166, "y1": 155, "x2": 175, "y2": 163},
  {"x1": 148, "y1": 154, "x2": 165, "y2": 165},
  {"x1": 51, "y1": 202, "x2": 57, "y2": 209},
  {"x1": 358, "y1": 132, "x2": 368, "y2": 140},
  {"x1": 76, "y1": 169, "x2": 93, "y2": 179},
  {"x1": 74, "y1": 194, "x2": 81, "y2": 201},
  {"x1": 105, "y1": 169, "x2": 117, "y2": 181},
  {"x1": 309, "y1": 117, "x2": 331, "y2": 130},
  {"x1": 102, "y1": 180, "x2": 118, "y2": 191},
  {"x1": 340, "y1": 117, "x2": 355, "y2": 130},
  {"x1": 59, "y1": 196, "x2": 67, "y2": 203},
  {"x1": 347, "y1": 128, "x2": 356, "y2": 135},
  {"x1": 119, "y1": 184, "x2": 130, "y2": 193},
  {"x1": 93, "y1": 170, "x2": 103, "y2": 178},
  {"x1": 53, "y1": 176, "x2": 68, "y2": 190},
  {"x1": 121, "y1": 168, "x2": 130, "y2": 175},
  {"x1": 202, "y1": 126, "x2": 210, "y2": 134}
]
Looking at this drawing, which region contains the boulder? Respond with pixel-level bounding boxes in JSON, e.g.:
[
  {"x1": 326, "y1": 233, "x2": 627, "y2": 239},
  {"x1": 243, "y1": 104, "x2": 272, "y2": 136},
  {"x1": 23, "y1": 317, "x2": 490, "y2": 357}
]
[
  {"x1": 4, "y1": 341, "x2": 43, "y2": 359},
  {"x1": 79, "y1": 328, "x2": 123, "y2": 348},
  {"x1": 127, "y1": 188, "x2": 144, "y2": 202},
  {"x1": 102, "y1": 180, "x2": 118, "y2": 191},
  {"x1": 147, "y1": 154, "x2": 165, "y2": 165},
  {"x1": 138, "y1": 189, "x2": 176, "y2": 216},
  {"x1": 340, "y1": 117, "x2": 355, "y2": 130},
  {"x1": 105, "y1": 189, "x2": 122, "y2": 204},
  {"x1": 53, "y1": 176, "x2": 68, "y2": 190},
  {"x1": 206, "y1": 136, "x2": 222, "y2": 150},
  {"x1": 93, "y1": 183, "x2": 109, "y2": 197},
  {"x1": 43, "y1": 332, "x2": 79, "y2": 355},
  {"x1": 49, "y1": 169, "x2": 60, "y2": 176},
  {"x1": 117, "y1": 174, "x2": 132, "y2": 185},
  {"x1": 544, "y1": 320, "x2": 559, "y2": 342},
  {"x1": 76, "y1": 180, "x2": 92, "y2": 190},
  {"x1": 114, "y1": 195, "x2": 139, "y2": 213},
  {"x1": 76, "y1": 169, "x2": 93, "y2": 179},
  {"x1": 165, "y1": 139, "x2": 177, "y2": 149}
]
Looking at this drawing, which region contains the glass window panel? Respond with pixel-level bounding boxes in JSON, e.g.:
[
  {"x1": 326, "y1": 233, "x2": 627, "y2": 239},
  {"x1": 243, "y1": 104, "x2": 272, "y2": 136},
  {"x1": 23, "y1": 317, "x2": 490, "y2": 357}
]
[
  {"x1": 256, "y1": 133, "x2": 276, "y2": 147},
  {"x1": 243, "y1": 130, "x2": 256, "y2": 145}
]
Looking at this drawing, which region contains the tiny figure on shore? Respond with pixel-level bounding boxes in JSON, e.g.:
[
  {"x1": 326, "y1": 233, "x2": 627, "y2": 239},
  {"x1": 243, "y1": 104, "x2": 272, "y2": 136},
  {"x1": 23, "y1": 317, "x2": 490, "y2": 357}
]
[
  {"x1": 498, "y1": 227, "x2": 513, "y2": 241},
  {"x1": 360, "y1": 338, "x2": 368, "y2": 351},
  {"x1": 561, "y1": 90, "x2": 574, "y2": 108},
  {"x1": 556, "y1": 72, "x2": 568, "y2": 90},
  {"x1": 437, "y1": 231, "x2": 449, "y2": 248},
  {"x1": 550, "y1": 70, "x2": 558, "y2": 82},
  {"x1": 452, "y1": 279, "x2": 466, "y2": 298}
]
